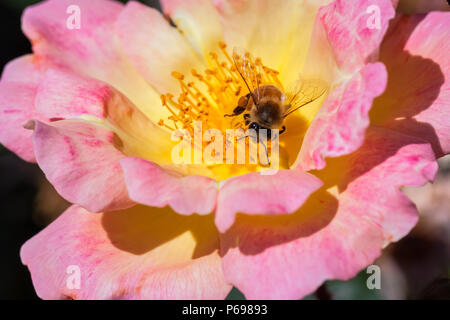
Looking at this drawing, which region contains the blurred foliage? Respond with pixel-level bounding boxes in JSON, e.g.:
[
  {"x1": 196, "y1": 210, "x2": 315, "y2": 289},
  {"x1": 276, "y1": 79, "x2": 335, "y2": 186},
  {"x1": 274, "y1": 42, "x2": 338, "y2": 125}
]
[
  {"x1": 2, "y1": 0, "x2": 41, "y2": 11},
  {"x1": 226, "y1": 287, "x2": 246, "y2": 300},
  {"x1": 326, "y1": 272, "x2": 381, "y2": 300},
  {"x1": 225, "y1": 271, "x2": 381, "y2": 300}
]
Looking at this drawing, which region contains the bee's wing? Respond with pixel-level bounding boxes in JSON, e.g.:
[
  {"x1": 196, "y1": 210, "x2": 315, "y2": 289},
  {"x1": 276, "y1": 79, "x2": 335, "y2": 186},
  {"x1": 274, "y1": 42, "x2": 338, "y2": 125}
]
[
  {"x1": 232, "y1": 47, "x2": 266, "y2": 104},
  {"x1": 283, "y1": 77, "x2": 328, "y2": 118}
]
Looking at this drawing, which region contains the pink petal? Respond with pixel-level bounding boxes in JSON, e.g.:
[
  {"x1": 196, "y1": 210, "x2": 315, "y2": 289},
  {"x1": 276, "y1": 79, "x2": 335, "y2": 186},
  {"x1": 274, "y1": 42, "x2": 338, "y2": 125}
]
[
  {"x1": 0, "y1": 82, "x2": 39, "y2": 162},
  {"x1": 0, "y1": 55, "x2": 45, "y2": 162},
  {"x1": 220, "y1": 126, "x2": 437, "y2": 299},
  {"x1": 215, "y1": 170, "x2": 323, "y2": 233},
  {"x1": 296, "y1": 62, "x2": 388, "y2": 171},
  {"x1": 34, "y1": 68, "x2": 173, "y2": 163},
  {"x1": 22, "y1": 0, "x2": 162, "y2": 118},
  {"x1": 22, "y1": 0, "x2": 122, "y2": 78},
  {"x1": 35, "y1": 69, "x2": 110, "y2": 119},
  {"x1": 33, "y1": 120, "x2": 133, "y2": 212},
  {"x1": 21, "y1": 205, "x2": 231, "y2": 299},
  {"x1": 120, "y1": 157, "x2": 217, "y2": 215},
  {"x1": 371, "y1": 12, "x2": 450, "y2": 156},
  {"x1": 115, "y1": 1, "x2": 204, "y2": 95},
  {"x1": 1, "y1": 54, "x2": 43, "y2": 85},
  {"x1": 319, "y1": 0, "x2": 395, "y2": 72}
]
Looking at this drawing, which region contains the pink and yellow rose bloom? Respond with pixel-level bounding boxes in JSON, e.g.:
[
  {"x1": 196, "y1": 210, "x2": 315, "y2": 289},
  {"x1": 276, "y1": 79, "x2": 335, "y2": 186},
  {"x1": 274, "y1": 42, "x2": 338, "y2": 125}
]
[{"x1": 0, "y1": 0, "x2": 448, "y2": 299}]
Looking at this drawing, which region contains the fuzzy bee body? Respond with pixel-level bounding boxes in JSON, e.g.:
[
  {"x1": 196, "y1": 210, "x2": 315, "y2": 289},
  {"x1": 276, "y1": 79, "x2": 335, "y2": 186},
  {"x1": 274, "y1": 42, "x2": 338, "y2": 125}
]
[
  {"x1": 247, "y1": 84, "x2": 286, "y2": 130},
  {"x1": 225, "y1": 48, "x2": 327, "y2": 137}
]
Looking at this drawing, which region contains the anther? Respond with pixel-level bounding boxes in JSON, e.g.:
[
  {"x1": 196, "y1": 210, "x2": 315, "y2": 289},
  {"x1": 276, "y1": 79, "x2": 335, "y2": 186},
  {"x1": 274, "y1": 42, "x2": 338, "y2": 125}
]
[{"x1": 171, "y1": 71, "x2": 185, "y2": 80}]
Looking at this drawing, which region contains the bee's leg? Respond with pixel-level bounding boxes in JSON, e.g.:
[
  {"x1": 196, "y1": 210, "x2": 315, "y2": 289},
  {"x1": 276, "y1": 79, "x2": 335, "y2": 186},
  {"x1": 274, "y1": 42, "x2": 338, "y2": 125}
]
[
  {"x1": 236, "y1": 126, "x2": 252, "y2": 142},
  {"x1": 259, "y1": 139, "x2": 271, "y2": 166},
  {"x1": 224, "y1": 106, "x2": 246, "y2": 117},
  {"x1": 247, "y1": 130, "x2": 270, "y2": 166},
  {"x1": 244, "y1": 113, "x2": 250, "y2": 125},
  {"x1": 224, "y1": 93, "x2": 251, "y2": 117},
  {"x1": 236, "y1": 127, "x2": 256, "y2": 143},
  {"x1": 279, "y1": 126, "x2": 286, "y2": 135},
  {"x1": 236, "y1": 135, "x2": 248, "y2": 143}
]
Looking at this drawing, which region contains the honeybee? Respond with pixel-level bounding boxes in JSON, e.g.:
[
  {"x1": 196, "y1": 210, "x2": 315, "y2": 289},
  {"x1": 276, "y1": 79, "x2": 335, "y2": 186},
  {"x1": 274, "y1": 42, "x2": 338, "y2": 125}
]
[{"x1": 225, "y1": 48, "x2": 327, "y2": 139}]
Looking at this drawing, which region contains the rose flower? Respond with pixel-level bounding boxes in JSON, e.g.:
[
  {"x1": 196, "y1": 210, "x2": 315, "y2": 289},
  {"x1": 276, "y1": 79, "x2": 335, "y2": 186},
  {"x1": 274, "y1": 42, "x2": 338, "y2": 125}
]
[{"x1": 0, "y1": 0, "x2": 448, "y2": 299}]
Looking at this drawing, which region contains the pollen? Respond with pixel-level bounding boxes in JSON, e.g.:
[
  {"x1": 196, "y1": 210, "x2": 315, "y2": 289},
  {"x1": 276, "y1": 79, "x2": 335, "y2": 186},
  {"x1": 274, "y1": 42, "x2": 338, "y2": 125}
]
[{"x1": 158, "y1": 42, "x2": 282, "y2": 136}]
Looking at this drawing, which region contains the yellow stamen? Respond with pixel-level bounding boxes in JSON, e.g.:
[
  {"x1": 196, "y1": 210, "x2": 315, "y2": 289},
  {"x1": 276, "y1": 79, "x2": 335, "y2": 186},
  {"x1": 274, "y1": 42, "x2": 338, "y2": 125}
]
[{"x1": 158, "y1": 42, "x2": 282, "y2": 164}]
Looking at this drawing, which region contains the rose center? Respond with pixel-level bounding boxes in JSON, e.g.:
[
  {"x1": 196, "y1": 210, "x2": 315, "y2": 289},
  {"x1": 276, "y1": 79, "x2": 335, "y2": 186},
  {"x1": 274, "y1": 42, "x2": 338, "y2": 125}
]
[{"x1": 157, "y1": 42, "x2": 322, "y2": 180}]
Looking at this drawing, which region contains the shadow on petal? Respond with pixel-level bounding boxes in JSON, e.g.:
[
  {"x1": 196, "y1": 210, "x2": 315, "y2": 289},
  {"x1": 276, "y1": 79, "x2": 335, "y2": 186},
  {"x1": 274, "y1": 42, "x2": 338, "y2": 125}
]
[
  {"x1": 280, "y1": 115, "x2": 309, "y2": 166},
  {"x1": 102, "y1": 205, "x2": 219, "y2": 259},
  {"x1": 220, "y1": 121, "x2": 437, "y2": 258},
  {"x1": 311, "y1": 126, "x2": 432, "y2": 194},
  {"x1": 370, "y1": 14, "x2": 445, "y2": 157},
  {"x1": 220, "y1": 186, "x2": 338, "y2": 256}
]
